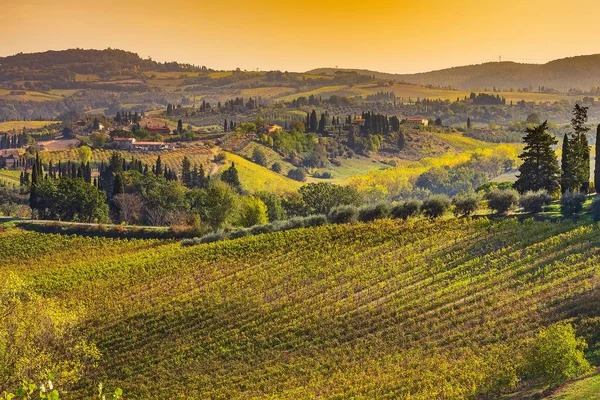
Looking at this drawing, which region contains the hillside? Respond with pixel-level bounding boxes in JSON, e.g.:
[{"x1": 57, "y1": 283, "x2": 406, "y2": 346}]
[
  {"x1": 310, "y1": 54, "x2": 600, "y2": 92},
  {"x1": 2, "y1": 217, "x2": 599, "y2": 398}
]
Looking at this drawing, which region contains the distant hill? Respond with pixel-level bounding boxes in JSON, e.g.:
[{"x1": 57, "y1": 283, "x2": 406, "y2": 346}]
[{"x1": 309, "y1": 54, "x2": 600, "y2": 92}]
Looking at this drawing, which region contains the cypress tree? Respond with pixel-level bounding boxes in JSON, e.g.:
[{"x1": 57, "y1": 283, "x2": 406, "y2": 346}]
[
  {"x1": 571, "y1": 104, "x2": 590, "y2": 192},
  {"x1": 155, "y1": 156, "x2": 163, "y2": 177},
  {"x1": 221, "y1": 162, "x2": 241, "y2": 191},
  {"x1": 595, "y1": 124, "x2": 600, "y2": 193},
  {"x1": 561, "y1": 134, "x2": 576, "y2": 193},
  {"x1": 514, "y1": 121, "x2": 560, "y2": 194}
]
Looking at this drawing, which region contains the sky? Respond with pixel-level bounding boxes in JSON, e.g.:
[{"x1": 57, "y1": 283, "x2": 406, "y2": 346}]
[{"x1": 1, "y1": 0, "x2": 600, "y2": 73}]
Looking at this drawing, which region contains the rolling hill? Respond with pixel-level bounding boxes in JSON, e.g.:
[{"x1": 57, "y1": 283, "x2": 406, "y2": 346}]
[
  {"x1": 2, "y1": 216, "x2": 599, "y2": 398},
  {"x1": 309, "y1": 54, "x2": 600, "y2": 92}
]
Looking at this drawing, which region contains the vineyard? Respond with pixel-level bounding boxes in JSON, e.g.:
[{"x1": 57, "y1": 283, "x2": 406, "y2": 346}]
[{"x1": 1, "y1": 217, "x2": 599, "y2": 398}]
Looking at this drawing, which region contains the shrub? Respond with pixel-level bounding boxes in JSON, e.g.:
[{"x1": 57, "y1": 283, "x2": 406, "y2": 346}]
[
  {"x1": 249, "y1": 223, "x2": 274, "y2": 235},
  {"x1": 486, "y1": 189, "x2": 519, "y2": 214},
  {"x1": 519, "y1": 190, "x2": 552, "y2": 213},
  {"x1": 228, "y1": 228, "x2": 250, "y2": 239},
  {"x1": 252, "y1": 147, "x2": 268, "y2": 166},
  {"x1": 591, "y1": 197, "x2": 600, "y2": 222},
  {"x1": 287, "y1": 168, "x2": 307, "y2": 182},
  {"x1": 328, "y1": 205, "x2": 359, "y2": 224},
  {"x1": 274, "y1": 217, "x2": 305, "y2": 231},
  {"x1": 391, "y1": 199, "x2": 422, "y2": 220},
  {"x1": 561, "y1": 191, "x2": 586, "y2": 216},
  {"x1": 271, "y1": 162, "x2": 282, "y2": 173},
  {"x1": 199, "y1": 230, "x2": 226, "y2": 243},
  {"x1": 452, "y1": 191, "x2": 481, "y2": 217},
  {"x1": 422, "y1": 195, "x2": 451, "y2": 219},
  {"x1": 303, "y1": 214, "x2": 328, "y2": 227},
  {"x1": 181, "y1": 237, "x2": 202, "y2": 247},
  {"x1": 525, "y1": 323, "x2": 590, "y2": 387},
  {"x1": 357, "y1": 203, "x2": 391, "y2": 222}
]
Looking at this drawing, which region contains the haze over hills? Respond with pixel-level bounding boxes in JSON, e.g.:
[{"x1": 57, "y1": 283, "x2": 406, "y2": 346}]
[
  {"x1": 2, "y1": 49, "x2": 600, "y2": 93},
  {"x1": 312, "y1": 54, "x2": 600, "y2": 92}
]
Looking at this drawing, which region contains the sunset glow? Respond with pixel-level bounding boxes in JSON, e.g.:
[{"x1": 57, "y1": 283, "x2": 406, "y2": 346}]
[{"x1": 2, "y1": 0, "x2": 600, "y2": 72}]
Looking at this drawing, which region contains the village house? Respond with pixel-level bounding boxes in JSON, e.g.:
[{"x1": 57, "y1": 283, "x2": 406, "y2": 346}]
[
  {"x1": 404, "y1": 117, "x2": 429, "y2": 127},
  {"x1": 132, "y1": 141, "x2": 167, "y2": 151},
  {"x1": 143, "y1": 120, "x2": 172, "y2": 135},
  {"x1": 112, "y1": 137, "x2": 136, "y2": 150},
  {"x1": 259, "y1": 124, "x2": 283, "y2": 134}
]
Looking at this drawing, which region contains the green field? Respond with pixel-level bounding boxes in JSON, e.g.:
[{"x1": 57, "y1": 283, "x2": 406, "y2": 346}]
[
  {"x1": 274, "y1": 82, "x2": 578, "y2": 104},
  {"x1": 1, "y1": 217, "x2": 598, "y2": 398},
  {"x1": 0, "y1": 120, "x2": 56, "y2": 131}
]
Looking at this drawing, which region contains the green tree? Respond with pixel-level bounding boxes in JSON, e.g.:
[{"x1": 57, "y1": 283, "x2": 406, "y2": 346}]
[
  {"x1": 238, "y1": 196, "x2": 268, "y2": 227},
  {"x1": 177, "y1": 119, "x2": 183, "y2": 134},
  {"x1": 77, "y1": 146, "x2": 92, "y2": 165},
  {"x1": 155, "y1": 156, "x2": 163, "y2": 177},
  {"x1": 181, "y1": 156, "x2": 192, "y2": 187},
  {"x1": 299, "y1": 183, "x2": 363, "y2": 215},
  {"x1": 525, "y1": 323, "x2": 589, "y2": 387},
  {"x1": 256, "y1": 191, "x2": 287, "y2": 221},
  {"x1": 514, "y1": 121, "x2": 560, "y2": 194},
  {"x1": 189, "y1": 181, "x2": 239, "y2": 229},
  {"x1": 595, "y1": 124, "x2": 600, "y2": 192},
  {"x1": 221, "y1": 162, "x2": 242, "y2": 191}
]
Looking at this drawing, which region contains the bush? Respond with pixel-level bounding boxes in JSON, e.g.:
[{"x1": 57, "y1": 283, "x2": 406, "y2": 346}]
[
  {"x1": 181, "y1": 237, "x2": 202, "y2": 247},
  {"x1": 252, "y1": 147, "x2": 268, "y2": 166},
  {"x1": 357, "y1": 203, "x2": 391, "y2": 222},
  {"x1": 391, "y1": 199, "x2": 422, "y2": 220},
  {"x1": 422, "y1": 195, "x2": 451, "y2": 218},
  {"x1": 249, "y1": 223, "x2": 274, "y2": 235},
  {"x1": 519, "y1": 190, "x2": 552, "y2": 214},
  {"x1": 287, "y1": 168, "x2": 307, "y2": 182},
  {"x1": 487, "y1": 189, "x2": 519, "y2": 214},
  {"x1": 525, "y1": 323, "x2": 590, "y2": 387},
  {"x1": 561, "y1": 191, "x2": 586, "y2": 216},
  {"x1": 452, "y1": 191, "x2": 481, "y2": 216},
  {"x1": 271, "y1": 162, "x2": 282, "y2": 173},
  {"x1": 591, "y1": 197, "x2": 600, "y2": 222},
  {"x1": 228, "y1": 228, "x2": 250, "y2": 239},
  {"x1": 274, "y1": 217, "x2": 305, "y2": 231},
  {"x1": 303, "y1": 214, "x2": 328, "y2": 227},
  {"x1": 328, "y1": 205, "x2": 359, "y2": 224},
  {"x1": 199, "y1": 230, "x2": 226, "y2": 243}
]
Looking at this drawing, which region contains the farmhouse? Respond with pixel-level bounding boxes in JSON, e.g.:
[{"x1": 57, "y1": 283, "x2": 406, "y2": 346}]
[
  {"x1": 143, "y1": 120, "x2": 172, "y2": 135},
  {"x1": 260, "y1": 124, "x2": 283, "y2": 134},
  {"x1": 113, "y1": 137, "x2": 136, "y2": 150},
  {"x1": 133, "y1": 141, "x2": 167, "y2": 151},
  {"x1": 404, "y1": 117, "x2": 429, "y2": 127}
]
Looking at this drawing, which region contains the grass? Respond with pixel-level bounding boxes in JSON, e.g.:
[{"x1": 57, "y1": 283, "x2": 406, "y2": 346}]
[
  {"x1": 273, "y1": 82, "x2": 578, "y2": 104},
  {"x1": 546, "y1": 372, "x2": 600, "y2": 399},
  {"x1": 0, "y1": 120, "x2": 56, "y2": 131},
  {"x1": 2, "y1": 217, "x2": 600, "y2": 398},
  {"x1": 0, "y1": 89, "x2": 64, "y2": 102},
  {"x1": 220, "y1": 151, "x2": 302, "y2": 194}
]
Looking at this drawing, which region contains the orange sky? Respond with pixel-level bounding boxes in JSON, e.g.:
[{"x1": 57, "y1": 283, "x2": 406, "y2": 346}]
[{"x1": 2, "y1": 0, "x2": 600, "y2": 73}]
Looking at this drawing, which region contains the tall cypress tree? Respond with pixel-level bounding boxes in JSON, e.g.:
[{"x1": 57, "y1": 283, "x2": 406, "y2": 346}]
[
  {"x1": 514, "y1": 121, "x2": 560, "y2": 194},
  {"x1": 221, "y1": 162, "x2": 241, "y2": 192},
  {"x1": 595, "y1": 124, "x2": 600, "y2": 193},
  {"x1": 561, "y1": 134, "x2": 576, "y2": 193},
  {"x1": 571, "y1": 104, "x2": 590, "y2": 192},
  {"x1": 155, "y1": 156, "x2": 163, "y2": 177}
]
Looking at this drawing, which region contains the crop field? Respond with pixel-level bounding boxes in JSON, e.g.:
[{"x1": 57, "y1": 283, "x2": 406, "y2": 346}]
[
  {"x1": 273, "y1": 82, "x2": 578, "y2": 104},
  {"x1": 0, "y1": 120, "x2": 56, "y2": 131},
  {"x1": 1, "y1": 217, "x2": 599, "y2": 398},
  {"x1": 0, "y1": 89, "x2": 64, "y2": 102},
  {"x1": 240, "y1": 87, "x2": 297, "y2": 98},
  {"x1": 221, "y1": 151, "x2": 302, "y2": 193}
]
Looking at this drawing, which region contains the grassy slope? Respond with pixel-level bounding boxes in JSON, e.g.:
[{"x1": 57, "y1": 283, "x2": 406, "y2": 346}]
[
  {"x1": 546, "y1": 372, "x2": 600, "y2": 399},
  {"x1": 0, "y1": 120, "x2": 56, "y2": 130},
  {"x1": 221, "y1": 151, "x2": 301, "y2": 194},
  {"x1": 2, "y1": 217, "x2": 600, "y2": 398}
]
